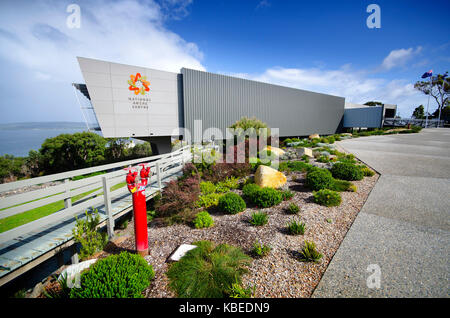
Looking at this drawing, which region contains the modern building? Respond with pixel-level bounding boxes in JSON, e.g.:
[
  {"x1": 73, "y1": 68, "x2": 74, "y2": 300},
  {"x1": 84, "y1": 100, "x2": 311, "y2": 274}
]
[
  {"x1": 343, "y1": 102, "x2": 397, "y2": 128},
  {"x1": 74, "y1": 57, "x2": 394, "y2": 153}
]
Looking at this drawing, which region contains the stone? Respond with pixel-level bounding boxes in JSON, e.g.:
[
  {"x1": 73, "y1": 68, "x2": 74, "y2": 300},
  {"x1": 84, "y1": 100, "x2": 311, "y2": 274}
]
[
  {"x1": 309, "y1": 134, "x2": 320, "y2": 140},
  {"x1": 254, "y1": 165, "x2": 287, "y2": 189},
  {"x1": 58, "y1": 258, "x2": 98, "y2": 286},
  {"x1": 168, "y1": 244, "x2": 198, "y2": 262},
  {"x1": 263, "y1": 146, "x2": 285, "y2": 156},
  {"x1": 29, "y1": 282, "x2": 43, "y2": 298},
  {"x1": 296, "y1": 147, "x2": 314, "y2": 158}
]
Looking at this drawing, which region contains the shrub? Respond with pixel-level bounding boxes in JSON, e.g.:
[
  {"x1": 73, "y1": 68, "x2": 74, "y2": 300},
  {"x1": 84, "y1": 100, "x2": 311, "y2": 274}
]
[
  {"x1": 218, "y1": 192, "x2": 246, "y2": 214},
  {"x1": 251, "y1": 241, "x2": 271, "y2": 258},
  {"x1": 166, "y1": 240, "x2": 251, "y2": 298},
  {"x1": 242, "y1": 183, "x2": 261, "y2": 199},
  {"x1": 249, "y1": 211, "x2": 268, "y2": 226},
  {"x1": 287, "y1": 160, "x2": 313, "y2": 172},
  {"x1": 70, "y1": 252, "x2": 155, "y2": 298},
  {"x1": 361, "y1": 167, "x2": 375, "y2": 177},
  {"x1": 316, "y1": 155, "x2": 330, "y2": 163},
  {"x1": 298, "y1": 241, "x2": 323, "y2": 263},
  {"x1": 331, "y1": 162, "x2": 364, "y2": 181},
  {"x1": 305, "y1": 169, "x2": 334, "y2": 191},
  {"x1": 313, "y1": 189, "x2": 342, "y2": 207},
  {"x1": 193, "y1": 211, "x2": 214, "y2": 229},
  {"x1": 252, "y1": 187, "x2": 283, "y2": 208},
  {"x1": 287, "y1": 202, "x2": 300, "y2": 214},
  {"x1": 281, "y1": 190, "x2": 294, "y2": 201},
  {"x1": 286, "y1": 218, "x2": 306, "y2": 235},
  {"x1": 301, "y1": 155, "x2": 310, "y2": 163},
  {"x1": 330, "y1": 179, "x2": 353, "y2": 192},
  {"x1": 200, "y1": 181, "x2": 216, "y2": 194},
  {"x1": 195, "y1": 193, "x2": 222, "y2": 208},
  {"x1": 72, "y1": 208, "x2": 107, "y2": 260},
  {"x1": 216, "y1": 177, "x2": 240, "y2": 193},
  {"x1": 156, "y1": 176, "x2": 200, "y2": 218},
  {"x1": 229, "y1": 282, "x2": 254, "y2": 298}
]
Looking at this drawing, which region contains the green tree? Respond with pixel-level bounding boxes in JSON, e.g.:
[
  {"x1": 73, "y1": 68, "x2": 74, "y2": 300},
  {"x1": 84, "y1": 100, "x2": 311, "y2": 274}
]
[
  {"x1": 105, "y1": 138, "x2": 131, "y2": 161},
  {"x1": 412, "y1": 105, "x2": 425, "y2": 119},
  {"x1": 364, "y1": 101, "x2": 383, "y2": 106},
  {"x1": 129, "y1": 142, "x2": 152, "y2": 158},
  {"x1": 414, "y1": 72, "x2": 449, "y2": 120},
  {"x1": 39, "y1": 132, "x2": 107, "y2": 173}
]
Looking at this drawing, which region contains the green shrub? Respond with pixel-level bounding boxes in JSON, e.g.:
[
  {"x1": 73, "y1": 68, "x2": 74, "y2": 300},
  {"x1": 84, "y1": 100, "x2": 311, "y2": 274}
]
[
  {"x1": 361, "y1": 166, "x2": 375, "y2": 177},
  {"x1": 331, "y1": 162, "x2": 363, "y2": 181},
  {"x1": 70, "y1": 252, "x2": 155, "y2": 298},
  {"x1": 251, "y1": 241, "x2": 271, "y2": 258},
  {"x1": 252, "y1": 187, "x2": 283, "y2": 208},
  {"x1": 193, "y1": 211, "x2": 215, "y2": 229},
  {"x1": 200, "y1": 181, "x2": 216, "y2": 194},
  {"x1": 317, "y1": 155, "x2": 330, "y2": 163},
  {"x1": 298, "y1": 241, "x2": 323, "y2": 263},
  {"x1": 229, "y1": 283, "x2": 254, "y2": 298},
  {"x1": 287, "y1": 160, "x2": 313, "y2": 172},
  {"x1": 249, "y1": 211, "x2": 268, "y2": 226},
  {"x1": 287, "y1": 202, "x2": 300, "y2": 214},
  {"x1": 287, "y1": 218, "x2": 306, "y2": 235},
  {"x1": 166, "y1": 241, "x2": 251, "y2": 298},
  {"x1": 72, "y1": 208, "x2": 107, "y2": 260},
  {"x1": 330, "y1": 179, "x2": 353, "y2": 192},
  {"x1": 313, "y1": 189, "x2": 342, "y2": 207},
  {"x1": 196, "y1": 193, "x2": 222, "y2": 208},
  {"x1": 281, "y1": 190, "x2": 294, "y2": 201},
  {"x1": 242, "y1": 183, "x2": 261, "y2": 199},
  {"x1": 216, "y1": 177, "x2": 240, "y2": 192},
  {"x1": 218, "y1": 192, "x2": 246, "y2": 214},
  {"x1": 305, "y1": 169, "x2": 334, "y2": 191},
  {"x1": 301, "y1": 155, "x2": 310, "y2": 163},
  {"x1": 249, "y1": 157, "x2": 271, "y2": 171}
]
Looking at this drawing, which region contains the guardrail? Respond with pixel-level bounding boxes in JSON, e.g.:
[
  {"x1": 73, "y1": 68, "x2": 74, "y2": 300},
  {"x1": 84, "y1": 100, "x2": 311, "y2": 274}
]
[
  {"x1": 0, "y1": 146, "x2": 191, "y2": 246},
  {"x1": 383, "y1": 118, "x2": 444, "y2": 128}
]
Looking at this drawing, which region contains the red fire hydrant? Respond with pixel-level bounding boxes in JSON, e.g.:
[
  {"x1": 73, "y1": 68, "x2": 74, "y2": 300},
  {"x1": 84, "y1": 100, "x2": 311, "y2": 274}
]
[{"x1": 125, "y1": 164, "x2": 151, "y2": 256}]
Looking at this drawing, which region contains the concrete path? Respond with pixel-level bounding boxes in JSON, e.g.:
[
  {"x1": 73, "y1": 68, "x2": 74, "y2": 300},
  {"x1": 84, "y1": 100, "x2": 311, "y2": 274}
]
[{"x1": 313, "y1": 128, "x2": 450, "y2": 297}]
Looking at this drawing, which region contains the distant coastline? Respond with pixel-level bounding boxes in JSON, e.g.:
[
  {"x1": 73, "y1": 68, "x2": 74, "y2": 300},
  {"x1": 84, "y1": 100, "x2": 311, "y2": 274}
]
[{"x1": 0, "y1": 122, "x2": 89, "y2": 157}]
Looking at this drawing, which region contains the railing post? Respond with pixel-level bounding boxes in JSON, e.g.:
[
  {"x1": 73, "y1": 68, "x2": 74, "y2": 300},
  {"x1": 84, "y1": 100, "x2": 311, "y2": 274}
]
[
  {"x1": 64, "y1": 179, "x2": 72, "y2": 209},
  {"x1": 102, "y1": 176, "x2": 114, "y2": 239},
  {"x1": 156, "y1": 162, "x2": 162, "y2": 191}
]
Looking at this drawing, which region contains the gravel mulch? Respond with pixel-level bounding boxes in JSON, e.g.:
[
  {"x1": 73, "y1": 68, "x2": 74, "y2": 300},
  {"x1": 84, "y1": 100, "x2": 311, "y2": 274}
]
[{"x1": 103, "y1": 158, "x2": 379, "y2": 298}]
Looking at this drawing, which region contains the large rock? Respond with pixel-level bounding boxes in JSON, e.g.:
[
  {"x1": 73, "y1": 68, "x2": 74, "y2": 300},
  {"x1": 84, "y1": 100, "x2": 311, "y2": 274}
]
[
  {"x1": 263, "y1": 146, "x2": 285, "y2": 156},
  {"x1": 254, "y1": 165, "x2": 287, "y2": 189},
  {"x1": 296, "y1": 147, "x2": 314, "y2": 158},
  {"x1": 309, "y1": 134, "x2": 320, "y2": 140}
]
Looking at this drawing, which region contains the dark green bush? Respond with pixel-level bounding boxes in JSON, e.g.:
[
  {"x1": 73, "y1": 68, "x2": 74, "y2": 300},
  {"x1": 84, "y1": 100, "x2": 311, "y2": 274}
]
[
  {"x1": 330, "y1": 179, "x2": 353, "y2": 192},
  {"x1": 305, "y1": 169, "x2": 334, "y2": 191},
  {"x1": 249, "y1": 211, "x2": 268, "y2": 226},
  {"x1": 70, "y1": 252, "x2": 155, "y2": 298},
  {"x1": 252, "y1": 187, "x2": 283, "y2": 208},
  {"x1": 193, "y1": 211, "x2": 214, "y2": 228},
  {"x1": 166, "y1": 241, "x2": 251, "y2": 298},
  {"x1": 313, "y1": 189, "x2": 342, "y2": 207},
  {"x1": 298, "y1": 241, "x2": 323, "y2": 263},
  {"x1": 287, "y1": 160, "x2": 314, "y2": 172},
  {"x1": 218, "y1": 192, "x2": 246, "y2": 214},
  {"x1": 331, "y1": 162, "x2": 364, "y2": 181},
  {"x1": 242, "y1": 183, "x2": 261, "y2": 199}
]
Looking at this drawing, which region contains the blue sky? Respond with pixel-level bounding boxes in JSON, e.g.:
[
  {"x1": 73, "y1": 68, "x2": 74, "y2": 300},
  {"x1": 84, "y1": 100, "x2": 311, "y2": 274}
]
[{"x1": 0, "y1": 0, "x2": 449, "y2": 123}]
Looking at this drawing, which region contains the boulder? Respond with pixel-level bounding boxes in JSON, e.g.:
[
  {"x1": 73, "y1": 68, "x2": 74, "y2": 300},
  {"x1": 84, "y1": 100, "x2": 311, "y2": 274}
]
[
  {"x1": 254, "y1": 165, "x2": 287, "y2": 189},
  {"x1": 309, "y1": 134, "x2": 320, "y2": 140},
  {"x1": 296, "y1": 147, "x2": 313, "y2": 158},
  {"x1": 263, "y1": 146, "x2": 285, "y2": 156}
]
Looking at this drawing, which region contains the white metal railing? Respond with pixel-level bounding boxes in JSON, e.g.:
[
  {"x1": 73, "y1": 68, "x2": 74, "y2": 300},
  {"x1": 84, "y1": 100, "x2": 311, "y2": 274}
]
[{"x1": 0, "y1": 146, "x2": 191, "y2": 245}]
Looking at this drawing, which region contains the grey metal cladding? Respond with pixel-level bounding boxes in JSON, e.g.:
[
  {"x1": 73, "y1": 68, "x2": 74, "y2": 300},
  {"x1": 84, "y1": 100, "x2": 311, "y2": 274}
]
[
  {"x1": 343, "y1": 106, "x2": 383, "y2": 128},
  {"x1": 181, "y1": 68, "x2": 345, "y2": 137}
]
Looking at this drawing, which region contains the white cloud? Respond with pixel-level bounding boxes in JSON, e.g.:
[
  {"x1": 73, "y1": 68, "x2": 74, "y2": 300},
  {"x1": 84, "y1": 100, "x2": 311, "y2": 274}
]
[
  {"x1": 381, "y1": 46, "x2": 422, "y2": 70},
  {"x1": 0, "y1": 0, "x2": 205, "y2": 83}
]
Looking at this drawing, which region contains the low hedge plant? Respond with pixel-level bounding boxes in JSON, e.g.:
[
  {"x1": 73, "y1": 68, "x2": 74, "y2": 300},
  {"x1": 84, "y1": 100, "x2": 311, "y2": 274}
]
[
  {"x1": 313, "y1": 189, "x2": 342, "y2": 207},
  {"x1": 218, "y1": 192, "x2": 246, "y2": 214},
  {"x1": 330, "y1": 162, "x2": 364, "y2": 181}
]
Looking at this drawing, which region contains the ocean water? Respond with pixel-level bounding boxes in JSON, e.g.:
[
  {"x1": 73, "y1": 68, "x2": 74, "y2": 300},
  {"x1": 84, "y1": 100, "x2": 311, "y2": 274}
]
[{"x1": 0, "y1": 125, "x2": 88, "y2": 157}]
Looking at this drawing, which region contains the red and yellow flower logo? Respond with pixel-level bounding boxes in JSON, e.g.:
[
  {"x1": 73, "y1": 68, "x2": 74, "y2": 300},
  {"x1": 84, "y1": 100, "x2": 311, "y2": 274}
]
[{"x1": 128, "y1": 73, "x2": 150, "y2": 95}]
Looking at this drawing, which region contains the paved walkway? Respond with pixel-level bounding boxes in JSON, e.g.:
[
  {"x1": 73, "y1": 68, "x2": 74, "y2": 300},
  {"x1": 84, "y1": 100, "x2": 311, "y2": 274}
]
[{"x1": 313, "y1": 128, "x2": 450, "y2": 297}]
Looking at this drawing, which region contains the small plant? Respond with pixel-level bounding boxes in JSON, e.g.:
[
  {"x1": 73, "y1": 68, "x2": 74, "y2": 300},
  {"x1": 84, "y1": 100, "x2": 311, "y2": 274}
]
[
  {"x1": 249, "y1": 211, "x2": 268, "y2": 226},
  {"x1": 286, "y1": 218, "x2": 306, "y2": 235},
  {"x1": 218, "y1": 192, "x2": 246, "y2": 214},
  {"x1": 242, "y1": 183, "x2": 261, "y2": 198},
  {"x1": 228, "y1": 282, "x2": 254, "y2": 298},
  {"x1": 195, "y1": 193, "x2": 222, "y2": 208},
  {"x1": 43, "y1": 273, "x2": 71, "y2": 298},
  {"x1": 200, "y1": 181, "x2": 216, "y2": 194},
  {"x1": 287, "y1": 202, "x2": 300, "y2": 214},
  {"x1": 331, "y1": 162, "x2": 364, "y2": 181},
  {"x1": 147, "y1": 210, "x2": 157, "y2": 222},
  {"x1": 298, "y1": 240, "x2": 323, "y2": 263},
  {"x1": 316, "y1": 155, "x2": 330, "y2": 163},
  {"x1": 330, "y1": 179, "x2": 353, "y2": 192},
  {"x1": 72, "y1": 208, "x2": 107, "y2": 260},
  {"x1": 313, "y1": 189, "x2": 342, "y2": 207},
  {"x1": 193, "y1": 211, "x2": 214, "y2": 229},
  {"x1": 301, "y1": 155, "x2": 310, "y2": 163},
  {"x1": 70, "y1": 252, "x2": 155, "y2": 298},
  {"x1": 251, "y1": 240, "x2": 271, "y2": 258},
  {"x1": 326, "y1": 218, "x2": 333, "y2": 223},
  {"x1": 167, "y1": 240, "x2": 251, "y2": 298},
  {"x1": 216, "y1": 177, "x2": 240, "y2": 192},
  {"x1": 305, "y1": 169, "x2": 334, "y2": 191},
  {"x1": 349, "y1": 184, "x2": 357, "y2": 192},
  {"x1": 360, "y1": 166, "x2": 375, "y2": 177},
  {"x1": 252, "y1": 187, "x2": 283, "y2": 208},
  {"x1": 281, "y1": 190, "x2": 294, "y2": 201}
]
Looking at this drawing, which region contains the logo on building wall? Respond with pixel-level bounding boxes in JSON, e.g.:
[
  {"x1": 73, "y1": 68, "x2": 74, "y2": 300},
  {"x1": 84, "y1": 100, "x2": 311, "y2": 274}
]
[{"x1": 128, "y1": 73, "x2": 150, "y2": 95}]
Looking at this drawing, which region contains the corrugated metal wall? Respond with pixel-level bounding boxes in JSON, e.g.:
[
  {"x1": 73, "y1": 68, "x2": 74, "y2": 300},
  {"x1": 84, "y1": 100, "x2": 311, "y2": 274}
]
[
  {"x1": 181, "y1": 68, "x2": 345, "y2": 138},
  {"x1": 343, "y1": 106, "x2": 383, "y2": 128}
]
